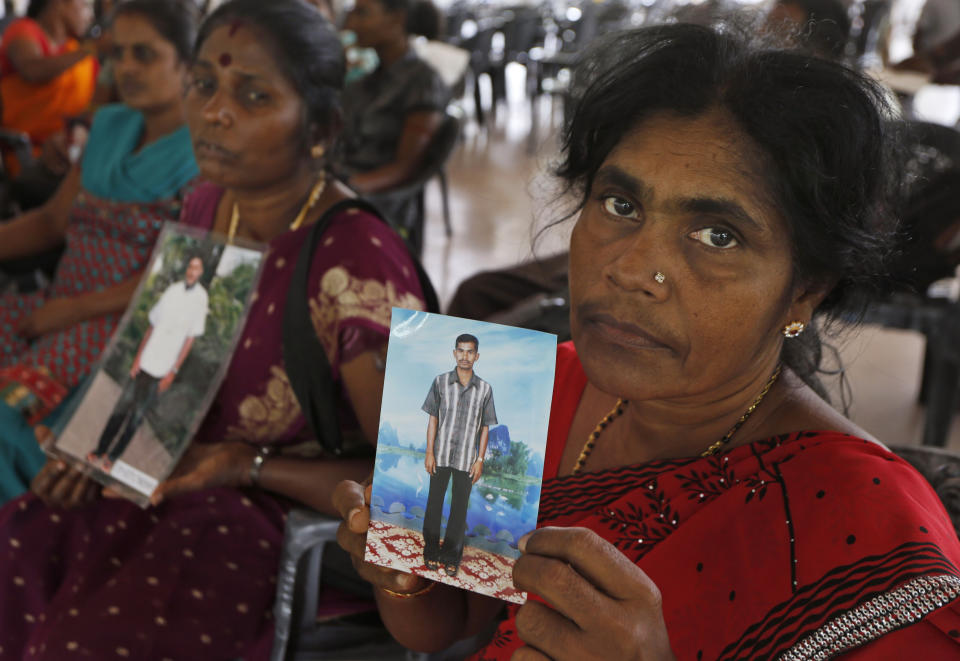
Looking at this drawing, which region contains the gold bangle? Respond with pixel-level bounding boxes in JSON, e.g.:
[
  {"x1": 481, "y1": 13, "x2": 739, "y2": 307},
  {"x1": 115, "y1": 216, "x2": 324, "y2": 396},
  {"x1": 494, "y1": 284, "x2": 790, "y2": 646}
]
[{"x1": 379, "y1": 581, "x2": 437, "y2": 599}]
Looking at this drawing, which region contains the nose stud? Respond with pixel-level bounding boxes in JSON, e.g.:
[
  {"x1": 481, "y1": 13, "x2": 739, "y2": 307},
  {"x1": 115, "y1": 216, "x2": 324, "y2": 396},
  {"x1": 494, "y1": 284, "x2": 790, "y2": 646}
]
[{"x1": 654, "y1": 271, "x2": 666, "y2": 284}]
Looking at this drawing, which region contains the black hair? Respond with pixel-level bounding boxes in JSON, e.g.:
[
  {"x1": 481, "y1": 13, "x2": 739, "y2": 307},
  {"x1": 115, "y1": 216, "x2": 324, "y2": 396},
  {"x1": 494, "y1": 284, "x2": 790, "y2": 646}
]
[
  {"x1": 94, "y1": 0, "x2": 115, "y2": 21},
  {"x1": 27, "y1": 0, "x2": 51, "y2": 19},
  {"x1": 111, "y1": 0, "x2": 200, "y2": 63},
  {"x1": 196, "y1": 0, "x2": 345, "y2": 143},
  {"x1": 455, "y1": 334, "x2": 479, "y2": 351},
  {"x1": 374, "y1": 0, "x2": 410, "y2": 14},
  {"x1": 407, "y1": 0, "x2": 443, "y2": 40},
  {"x1": 558, "y1": 24, "x2": 898, "y2": 397},
  {"x1": 183, "y1": 244, "x2": 222, "y2": 288},
  {"x1": 776, "y1": 0, "x2": 851, "y2": 59}
]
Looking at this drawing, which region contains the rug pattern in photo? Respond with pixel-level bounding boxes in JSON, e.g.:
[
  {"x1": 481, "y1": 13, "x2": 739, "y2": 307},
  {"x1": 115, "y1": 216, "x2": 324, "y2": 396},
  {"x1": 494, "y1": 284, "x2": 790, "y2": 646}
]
[{"x1": 366, "y1": 520, "x2": 526, "y2": 604}]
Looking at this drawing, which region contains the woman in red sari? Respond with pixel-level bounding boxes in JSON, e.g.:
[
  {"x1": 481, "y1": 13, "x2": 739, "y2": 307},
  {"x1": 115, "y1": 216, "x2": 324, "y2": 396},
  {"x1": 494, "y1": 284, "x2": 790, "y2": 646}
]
[{"x1": 334, "y1": 24, "x2": 960, "y2": 659}]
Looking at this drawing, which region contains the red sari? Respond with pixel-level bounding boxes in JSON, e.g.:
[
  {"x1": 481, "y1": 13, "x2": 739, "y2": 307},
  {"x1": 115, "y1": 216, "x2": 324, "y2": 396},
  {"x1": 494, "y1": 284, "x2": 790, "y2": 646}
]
[{"x1": 475, "y1": 342, "x2": 960, "y2": 660}]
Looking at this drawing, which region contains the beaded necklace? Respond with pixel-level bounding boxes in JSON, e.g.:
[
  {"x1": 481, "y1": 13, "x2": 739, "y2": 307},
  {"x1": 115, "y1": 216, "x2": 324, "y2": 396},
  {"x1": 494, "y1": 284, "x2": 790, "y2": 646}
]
[{"x1": 571, "y1": 364, "x2": 782, "y2": 474}]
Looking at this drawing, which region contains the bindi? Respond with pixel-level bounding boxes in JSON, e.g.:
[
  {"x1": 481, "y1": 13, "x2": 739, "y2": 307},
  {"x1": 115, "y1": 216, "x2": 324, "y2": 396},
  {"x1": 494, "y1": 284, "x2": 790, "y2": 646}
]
[{"x1": 219, "y1": 52, "x2": 233, "y2": 67}]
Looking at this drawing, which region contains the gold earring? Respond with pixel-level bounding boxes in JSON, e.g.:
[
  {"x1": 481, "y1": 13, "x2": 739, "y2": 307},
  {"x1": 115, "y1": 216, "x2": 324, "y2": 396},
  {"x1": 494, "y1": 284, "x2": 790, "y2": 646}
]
[
  {"x1": 310, "y1": 144, "x2": 325, "y2": 159},
  {"x1": 654, "y1": 271, "x2": 666, "y2": 284},
  {"x1": 783, "y1": 321, "x2": 805, "y2": 338}
]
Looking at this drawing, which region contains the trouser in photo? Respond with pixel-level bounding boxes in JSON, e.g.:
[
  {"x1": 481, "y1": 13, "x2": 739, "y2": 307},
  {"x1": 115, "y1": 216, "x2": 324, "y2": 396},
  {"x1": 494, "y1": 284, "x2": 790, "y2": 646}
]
[
  {"x1": 93, "y1": 371, "x2": 161, "y2": 462},
  {"x1": 422, "y1": 466, "x2": 473, "y2": 566}
]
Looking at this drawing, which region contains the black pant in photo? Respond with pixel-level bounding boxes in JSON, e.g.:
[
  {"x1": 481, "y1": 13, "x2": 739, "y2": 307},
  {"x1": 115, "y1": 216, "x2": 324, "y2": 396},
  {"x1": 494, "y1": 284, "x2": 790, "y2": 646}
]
[
  {"x1": 422, "y1": 466, "x2": 473, "y2": 566},
  {"x1": 93, "y1": 371, "x2": 161, "y2": 463}
]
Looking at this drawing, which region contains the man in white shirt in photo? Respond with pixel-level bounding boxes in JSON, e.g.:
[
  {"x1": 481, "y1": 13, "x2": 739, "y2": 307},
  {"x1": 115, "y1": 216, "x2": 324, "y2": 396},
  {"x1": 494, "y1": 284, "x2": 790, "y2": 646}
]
[{"x1": 88, "y1": 255, "x2": 209, "y2": 472}]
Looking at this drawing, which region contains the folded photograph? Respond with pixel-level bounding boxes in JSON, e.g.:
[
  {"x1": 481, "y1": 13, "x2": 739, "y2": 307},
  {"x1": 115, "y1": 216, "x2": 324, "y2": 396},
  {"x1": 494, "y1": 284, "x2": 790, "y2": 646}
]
[
  {"x1": 365, "y1": 308, "x2": 557, "y2": 603},
  {"x1": 47, "y1": 223, "x2": 265, "y2": 507}
]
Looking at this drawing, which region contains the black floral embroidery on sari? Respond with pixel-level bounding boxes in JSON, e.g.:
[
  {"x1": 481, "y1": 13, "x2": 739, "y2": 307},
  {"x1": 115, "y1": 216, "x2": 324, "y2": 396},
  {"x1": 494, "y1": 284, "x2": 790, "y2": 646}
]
[
  {"x1": 676, "y1": 455, "x2": 738, "y2": 504},
  {"x1": 599, "y1": 479, "x2": 680, "y2": 561}
]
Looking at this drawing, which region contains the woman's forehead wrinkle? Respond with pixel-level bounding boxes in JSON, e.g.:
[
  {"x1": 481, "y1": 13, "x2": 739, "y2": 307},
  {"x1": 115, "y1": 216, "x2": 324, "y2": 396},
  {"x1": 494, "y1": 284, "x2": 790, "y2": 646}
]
[{"x1": 611, "y1": 118, "x2": 781, "y2": 231}]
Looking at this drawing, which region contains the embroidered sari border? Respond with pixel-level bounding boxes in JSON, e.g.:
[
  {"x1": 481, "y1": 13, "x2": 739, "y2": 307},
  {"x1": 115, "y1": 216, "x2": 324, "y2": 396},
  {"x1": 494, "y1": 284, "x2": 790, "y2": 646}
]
[
  {"x1": 717, "y1": 542, "x2": 960, "y2": 659},
  {"x1": 779, "y1": 574, "x2": 960, "y2": 660}
]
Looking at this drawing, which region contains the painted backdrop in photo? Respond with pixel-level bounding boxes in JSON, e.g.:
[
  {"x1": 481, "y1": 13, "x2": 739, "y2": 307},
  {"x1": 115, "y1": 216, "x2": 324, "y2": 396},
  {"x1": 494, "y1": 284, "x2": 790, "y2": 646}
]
[{"x1": 372, "y1": 308, "x2": 556, "y2": 558}]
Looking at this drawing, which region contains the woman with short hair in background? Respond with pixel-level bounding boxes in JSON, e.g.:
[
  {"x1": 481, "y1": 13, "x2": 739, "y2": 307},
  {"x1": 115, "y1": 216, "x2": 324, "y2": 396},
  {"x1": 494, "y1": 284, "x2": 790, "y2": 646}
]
[{"x1": 0, "y1": 0, "x2": 97, "y2": 171}]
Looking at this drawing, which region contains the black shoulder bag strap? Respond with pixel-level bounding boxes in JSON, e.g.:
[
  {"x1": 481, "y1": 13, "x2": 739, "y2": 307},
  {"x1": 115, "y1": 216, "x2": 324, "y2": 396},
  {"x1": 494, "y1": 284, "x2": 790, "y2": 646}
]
[{"x1": 282, "y1": 198, "x2": 440, "y2": 455}]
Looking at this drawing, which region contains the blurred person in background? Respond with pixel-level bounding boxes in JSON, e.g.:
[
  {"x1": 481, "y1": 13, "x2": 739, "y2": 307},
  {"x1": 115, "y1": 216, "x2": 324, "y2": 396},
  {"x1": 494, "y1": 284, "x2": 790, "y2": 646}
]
[
  {"x1": 337, "y1": 0, "x2": 449, "y2": 196},
  {"x1": 764, "y1": 0, "x2": 852, "y2": 61},
  {"x1": 0, "y1": 0, "x2": 97, "y2": 173}
]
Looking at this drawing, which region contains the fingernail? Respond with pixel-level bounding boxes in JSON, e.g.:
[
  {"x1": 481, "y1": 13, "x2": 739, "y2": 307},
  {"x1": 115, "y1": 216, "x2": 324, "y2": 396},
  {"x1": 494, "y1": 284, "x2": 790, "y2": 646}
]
[
  {"x1": 347, "y1": 507, "x2": 361, "y2": 522},
  {"x1": 518, "y1": 532, "x2": 532, "y2": 553},
  {"x1": 55, "y1": 462, "x2": 66, "y2": 471}
]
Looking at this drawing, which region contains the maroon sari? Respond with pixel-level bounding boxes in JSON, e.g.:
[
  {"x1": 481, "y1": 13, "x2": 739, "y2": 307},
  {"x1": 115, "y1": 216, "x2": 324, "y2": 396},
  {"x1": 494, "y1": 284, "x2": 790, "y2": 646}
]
[
  {"x1": 475, "y1": 342, "x2": 960, "y2": 660},
  {"x1": 0, "y1": 183, "x2": 426, "y2": 660}
]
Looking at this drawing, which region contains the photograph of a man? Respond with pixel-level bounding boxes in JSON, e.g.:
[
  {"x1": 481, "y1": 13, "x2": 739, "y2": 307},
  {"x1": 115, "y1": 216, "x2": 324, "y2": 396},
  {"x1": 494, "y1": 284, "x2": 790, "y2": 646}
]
[
  {"x1": 421, "y1": 333, "x2": 497, "y2": 577},
  {"x1": 87, "y1": 256, "x2": 209, "y2": 472}
]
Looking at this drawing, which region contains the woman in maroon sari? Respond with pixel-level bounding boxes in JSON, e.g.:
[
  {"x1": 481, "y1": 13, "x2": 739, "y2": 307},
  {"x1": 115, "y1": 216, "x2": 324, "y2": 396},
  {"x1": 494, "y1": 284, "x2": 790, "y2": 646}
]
[
  {"x1": 334, "y1": 24, "x2": 960, "y2": 659},
  {"x1": 0, "y1": 2, "x2": 425, "y2": 659}
]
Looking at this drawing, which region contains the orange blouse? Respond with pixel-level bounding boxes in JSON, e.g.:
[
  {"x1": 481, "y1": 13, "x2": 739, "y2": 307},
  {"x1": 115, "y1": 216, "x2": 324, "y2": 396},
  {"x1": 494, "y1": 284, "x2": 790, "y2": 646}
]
[{"x1": 0, "y1": 18, "x2": 97, "y2": 166}]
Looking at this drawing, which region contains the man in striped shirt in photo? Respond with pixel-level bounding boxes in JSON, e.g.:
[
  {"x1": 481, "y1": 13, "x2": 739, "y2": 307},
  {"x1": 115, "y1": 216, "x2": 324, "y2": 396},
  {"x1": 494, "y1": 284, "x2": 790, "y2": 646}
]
[{"x1": 421, "y1": 333, "x2": 497, "y2": 577}]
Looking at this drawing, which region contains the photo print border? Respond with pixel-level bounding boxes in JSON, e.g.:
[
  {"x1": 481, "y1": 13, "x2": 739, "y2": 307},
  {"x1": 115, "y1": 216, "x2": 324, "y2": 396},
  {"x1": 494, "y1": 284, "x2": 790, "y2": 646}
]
[
  {"x1": 46, "y1": 222, "x2": 266, "y2": 508},
  {"x1": 365, "y1": 308, "x2": 557, "y2": 603}
]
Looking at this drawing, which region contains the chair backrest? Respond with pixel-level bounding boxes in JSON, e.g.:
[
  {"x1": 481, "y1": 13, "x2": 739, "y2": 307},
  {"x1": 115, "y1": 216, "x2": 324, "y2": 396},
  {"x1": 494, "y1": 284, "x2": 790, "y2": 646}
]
[
  {"x1": 499, "y1": 6, "x2": 545, "y2": 60},
  {"x1": 421, "y1": 109, "x2": 460, "y2": 181},
  {"x1": 889, "y1": 444, "x2": 960, "y2": 539}
]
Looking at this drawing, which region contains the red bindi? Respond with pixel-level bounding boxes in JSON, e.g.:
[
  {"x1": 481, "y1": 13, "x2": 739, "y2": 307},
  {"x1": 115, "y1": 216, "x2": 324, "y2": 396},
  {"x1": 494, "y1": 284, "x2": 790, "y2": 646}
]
[
  {"x1": 219, "y1": 53, "x2": 232, "y2": 67},
  {"x1": 228, "y1": 19, "x2": 244, "y2": 36}
]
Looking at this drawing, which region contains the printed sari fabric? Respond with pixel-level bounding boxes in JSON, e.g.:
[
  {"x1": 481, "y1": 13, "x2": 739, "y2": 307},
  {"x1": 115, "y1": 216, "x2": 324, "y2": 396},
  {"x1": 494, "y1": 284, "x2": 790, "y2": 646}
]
[
  {"x1": 475, "y1": 342, "x2": 960, "y2": 660},
  {"x1": 0, "y1": 18, "x2": 97, "y2": 162},
  {"x1": 0, "y1": 183, "x2": 426, "y2": 661}
]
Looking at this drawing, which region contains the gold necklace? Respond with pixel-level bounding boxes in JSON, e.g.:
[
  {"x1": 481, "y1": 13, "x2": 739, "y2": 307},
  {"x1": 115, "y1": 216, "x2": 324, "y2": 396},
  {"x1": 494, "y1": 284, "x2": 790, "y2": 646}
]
[
  {"x1": 573, "y1": 398, "x2": 627, "y2": 474},
  {"x1": 226, "y1": 176, "x2": 327, "y2": 244},
  {"x1": 700, "y1": 364, "x2": 782, "y2": 457},
  {"x1": 571, "y1": 364, "x2": 783, "y2": 474}
]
